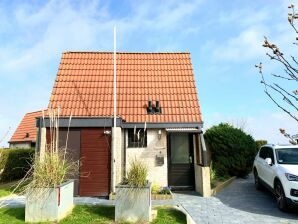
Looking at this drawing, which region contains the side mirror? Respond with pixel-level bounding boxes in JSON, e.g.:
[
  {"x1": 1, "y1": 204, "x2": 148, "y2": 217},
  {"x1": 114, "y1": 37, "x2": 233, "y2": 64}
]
[{"x1": 265, "y1": 158, "x2": 273, "y2": 166}]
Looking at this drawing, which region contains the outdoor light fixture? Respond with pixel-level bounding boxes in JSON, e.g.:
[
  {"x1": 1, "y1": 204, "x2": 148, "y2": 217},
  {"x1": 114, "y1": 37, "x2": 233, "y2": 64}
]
[
  {"x1": 158, "y1": 130, "x2": 162, "y2": 140},
  {"x1": 104, "y1": 130, "x2": 112, "y2": 135}
]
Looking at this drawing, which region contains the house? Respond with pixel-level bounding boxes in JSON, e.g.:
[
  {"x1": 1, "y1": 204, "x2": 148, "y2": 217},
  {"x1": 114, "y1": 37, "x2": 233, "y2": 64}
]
[
  {"x1": 9, "y1": 110, "x2": 45, "y2": 149},
  {"x1": 36, "y1": 52, "x2": 211, "y2": 197}
]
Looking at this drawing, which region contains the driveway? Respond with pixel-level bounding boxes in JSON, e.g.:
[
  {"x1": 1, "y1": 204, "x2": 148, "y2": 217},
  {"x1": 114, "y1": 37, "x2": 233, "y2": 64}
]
[{"x1": 175, "y1": 175, "x2": 298, "y2": 224}]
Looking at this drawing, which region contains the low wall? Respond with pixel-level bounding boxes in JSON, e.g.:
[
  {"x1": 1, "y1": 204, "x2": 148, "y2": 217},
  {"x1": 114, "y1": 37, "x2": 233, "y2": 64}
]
[{"x1": 195, "y1": 165, "x2": 211, "y2": 197}]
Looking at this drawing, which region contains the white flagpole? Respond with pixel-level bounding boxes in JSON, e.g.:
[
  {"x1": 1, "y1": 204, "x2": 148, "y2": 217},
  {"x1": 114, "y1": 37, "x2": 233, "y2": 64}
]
[
  {"x1": 111, "y1": 26, "x2": 117, "y2": 192},
  {"x1": 113, "y1": 26, "x2": 117, "y2": 128}
]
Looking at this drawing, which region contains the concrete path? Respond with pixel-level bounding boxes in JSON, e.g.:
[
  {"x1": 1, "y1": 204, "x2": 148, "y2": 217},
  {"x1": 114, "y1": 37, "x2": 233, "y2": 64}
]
[
  {"x1": 0, "y1": 195, "x2": 25, "y2": 208},
  {"x1": 75, "y1": 197, "x2": 176, "y2": 206},
  {"x1": 0, "y1": 195, "x2": 176, "y2": 208},
  {"x1": 175, "y1": 175, "x2": 298, "y2": 224}
]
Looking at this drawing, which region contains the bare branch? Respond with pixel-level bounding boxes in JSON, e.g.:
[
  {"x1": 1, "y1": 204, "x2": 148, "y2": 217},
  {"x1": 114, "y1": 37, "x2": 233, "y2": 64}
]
[
  {"x1": 274, "y1": 83, "x2": 298, "y2": 101},
  {"x1": 256, "y1": 4, "x2": 298, "y2": 123},
  {"x1": 271, "y1": 73, "x2": 297, "y2": 80},
  {"x1": 262, "y1": 81, "x2": 298, "y2": 111},
  {"x1": 291, "y1": 56, "x2": 298, "y2": 66},
  {"x1": 264, "y1": 89, "x2": 298, "y2": 122},
  {"x1": 0, "y1": 127, "x2": 11, "y2": 145},
  {"x1": 259, "y1": 70, "x2": 298, "y2": 122}
]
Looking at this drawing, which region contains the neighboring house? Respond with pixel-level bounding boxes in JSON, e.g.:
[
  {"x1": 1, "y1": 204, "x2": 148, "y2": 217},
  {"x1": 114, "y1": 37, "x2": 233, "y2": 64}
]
[
  {"x1": 9, "y1": 110, "x2": 44, "y2": 149},
  {"x1": 36, "y1": 52, "x2": 210, "y2": 197}
]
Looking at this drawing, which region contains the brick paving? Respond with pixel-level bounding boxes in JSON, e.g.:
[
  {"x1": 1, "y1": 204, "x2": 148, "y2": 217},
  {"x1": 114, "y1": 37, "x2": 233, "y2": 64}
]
[{"x1": 175, "y1": 175, "x2": 298, "y2": 224}]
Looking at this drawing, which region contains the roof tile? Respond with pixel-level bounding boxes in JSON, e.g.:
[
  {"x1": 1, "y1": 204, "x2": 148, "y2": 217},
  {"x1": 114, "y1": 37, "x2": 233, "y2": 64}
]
[
  {"x1": 48, "y1": 52, "x2": 202, "y2": 123},
  {"x1": 9, "y1": 110, "x2": 46, "y2": 143}
]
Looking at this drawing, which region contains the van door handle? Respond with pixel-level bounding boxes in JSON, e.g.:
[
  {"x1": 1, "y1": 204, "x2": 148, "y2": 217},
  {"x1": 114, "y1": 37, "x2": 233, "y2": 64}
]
[{"x1": 189, "y1": 156, "x2": 193, "y2": 164}]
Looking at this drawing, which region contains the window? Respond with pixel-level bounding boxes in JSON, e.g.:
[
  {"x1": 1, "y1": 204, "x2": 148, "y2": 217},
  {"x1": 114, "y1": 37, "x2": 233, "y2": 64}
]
[
  {"x1": 259, "y1": 147, "x2": 267, "y2": 159},
  {"x1": 259, "y1": 147, "x2": 275, "y2": 164},
  {"x1": 276, "y1": 148, "x2": 298, "y2": 164},
  {"x1": 128, "y1": 128, "x2": 147, "y2": 148}
]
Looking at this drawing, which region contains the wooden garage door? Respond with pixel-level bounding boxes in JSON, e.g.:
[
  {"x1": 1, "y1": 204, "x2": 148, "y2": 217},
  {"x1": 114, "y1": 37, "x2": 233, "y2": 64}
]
[{"x1": 80, "y1": 128, "x2": 111, "y2": 196}]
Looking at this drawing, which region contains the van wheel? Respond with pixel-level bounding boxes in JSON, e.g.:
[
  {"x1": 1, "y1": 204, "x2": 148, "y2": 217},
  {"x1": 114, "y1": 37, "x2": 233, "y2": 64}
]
[
  {"x1": 275, "y1": 181, "x2": 288, "y2": 212},
  {"x1": 254, "y1": 170, "x2": 262, "y2": 190}
]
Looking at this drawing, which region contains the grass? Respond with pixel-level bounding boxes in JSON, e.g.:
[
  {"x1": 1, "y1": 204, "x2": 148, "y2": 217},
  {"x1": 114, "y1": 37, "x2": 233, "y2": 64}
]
[
  {"x1": 210, "y1": 168, "x2": 231, "y2": 189},
  {"x1": 61, "y1": 206, "x2": 114, "y2": 224},
  {"x1": 0, "y1": 180, "x2": 29, "y2": 198},
  {"x1": 0, "y1": 180, "x2": 19, "y2": 198},
  {"x1": 0, "y1": 205, "x2": 186, "y2": 224},
  {"x1": 0, "y1": 188, "x2": 11, "y2": 198},
  {"x1": 0, "y1": 207, "x2": 24, "y2": 224},
  {"x1": 152, "y1": 207, "x2": 186, "y2": 224}
]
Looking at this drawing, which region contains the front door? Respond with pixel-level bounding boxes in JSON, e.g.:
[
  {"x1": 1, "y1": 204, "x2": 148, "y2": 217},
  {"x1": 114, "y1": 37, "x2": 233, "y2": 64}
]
[{"x1": 168, "y1": 133, "x2": 194, "y2": 189}]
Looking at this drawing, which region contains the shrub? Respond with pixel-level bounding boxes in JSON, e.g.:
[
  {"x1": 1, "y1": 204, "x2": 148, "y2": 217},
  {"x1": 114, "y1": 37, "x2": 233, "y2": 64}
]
[
  {"x1": 0, "y1": 148, "x2": 35, "y2": 182},
  {"x1": 151, "y1": 183, "x2": 161, "y2": 194},
  {"x1": 255, "y1": 140, "x2": 267, "y2": 151},
  {"x1": 204, "y1": 123, "x2": 257, "y2": 178},
  {"x1": 126, "y1": 159, "x2": 148, "y2": 187},
  {"x1": 21, "y1": 109, "x2": 78, "y2": 196},
  {"x1": 26, "y1": 150, "x2": 78, "y2": 190}
]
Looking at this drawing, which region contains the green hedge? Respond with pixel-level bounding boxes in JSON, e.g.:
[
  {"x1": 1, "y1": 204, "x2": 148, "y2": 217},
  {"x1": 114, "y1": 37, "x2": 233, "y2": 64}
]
[
  {"x1": 0, "y1": 148, "x2": 35, "y2": 182},
  {"x1": 204, "y1": 123, "x2": 257, "y2": 178},
  {"x1": 255, "y1": 140, "x2": 267, "y2": 151}
]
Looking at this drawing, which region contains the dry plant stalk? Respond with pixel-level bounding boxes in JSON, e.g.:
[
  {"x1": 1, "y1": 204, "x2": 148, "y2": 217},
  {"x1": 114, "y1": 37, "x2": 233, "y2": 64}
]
[
  {"x1": 126, "y1": 159, "x2": 148, "y2": 187},
  {"x1": 0, "y1": 108, "x2": 78, "y2": 207},
  {"x1": 26, "y1": 108, "x2": 78, "y2": 192}
]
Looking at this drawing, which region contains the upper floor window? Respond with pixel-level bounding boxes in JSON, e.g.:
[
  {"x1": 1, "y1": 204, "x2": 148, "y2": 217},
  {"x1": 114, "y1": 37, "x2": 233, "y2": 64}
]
[{"x1": 128, "y1": 128, "x2": 147, "y2": 148}]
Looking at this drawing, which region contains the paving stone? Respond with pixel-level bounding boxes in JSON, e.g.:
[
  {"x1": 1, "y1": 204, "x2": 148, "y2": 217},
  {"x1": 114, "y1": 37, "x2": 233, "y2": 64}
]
[{"x1": 174, "y1": 174, "x2": 298, "y2": 224}]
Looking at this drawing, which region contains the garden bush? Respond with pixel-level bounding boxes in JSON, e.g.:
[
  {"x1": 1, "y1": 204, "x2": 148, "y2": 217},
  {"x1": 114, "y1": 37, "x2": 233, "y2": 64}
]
[
  {"x1": 0, "y1": 148, "x2": 35, "y2": 182},
  {"x1": 255, "y1": 140, "x2": 267, "y2": 151},
  {"x1": 204, "y1": 123, "x2": 257, "y2": 178}
]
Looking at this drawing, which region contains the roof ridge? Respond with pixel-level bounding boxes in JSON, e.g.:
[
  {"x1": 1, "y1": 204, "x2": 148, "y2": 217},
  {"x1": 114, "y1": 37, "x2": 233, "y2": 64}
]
[{"x1": 63, "y1": 51, "x2": 190, "y2": 54}]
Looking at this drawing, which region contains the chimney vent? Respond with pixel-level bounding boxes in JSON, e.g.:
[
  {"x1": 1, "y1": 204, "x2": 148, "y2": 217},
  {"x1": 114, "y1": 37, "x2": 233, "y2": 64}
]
[
  {"x1": 147, "y1": 100, "x2": 153, "y2": 114},
  {"x1": 155, "y1": 100, "x2": 162, "y2": 114}
]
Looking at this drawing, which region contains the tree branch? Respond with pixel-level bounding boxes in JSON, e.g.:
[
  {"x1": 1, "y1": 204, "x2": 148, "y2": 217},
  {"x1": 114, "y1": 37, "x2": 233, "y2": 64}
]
[
  {"x1": 259, "y1": 70, "x2": 298, "y2": 122},
  {"x1": 271, "y1": 73, "x2": 297, "y2": 81}
]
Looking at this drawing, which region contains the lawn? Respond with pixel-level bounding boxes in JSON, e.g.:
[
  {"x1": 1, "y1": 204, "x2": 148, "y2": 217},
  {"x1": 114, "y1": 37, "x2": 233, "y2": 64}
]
[
  {"x1": 0, "y1": 205, "x2": 186, "y2": 224},
  {"x1": 0, "y1": 188, "x2": 11, "y2": 198},
  {"x1": 0, "y1": 181, "x2": 18, "y2": 198},
  {"x1": 0, "y1": 180, "x2": 28, "y2": 198}
]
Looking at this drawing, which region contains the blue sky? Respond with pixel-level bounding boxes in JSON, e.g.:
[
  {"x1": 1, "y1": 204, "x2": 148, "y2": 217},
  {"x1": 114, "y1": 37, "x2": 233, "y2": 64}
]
[{"x1": 0, "y1": 0, "x2": 297, "y2": 146}]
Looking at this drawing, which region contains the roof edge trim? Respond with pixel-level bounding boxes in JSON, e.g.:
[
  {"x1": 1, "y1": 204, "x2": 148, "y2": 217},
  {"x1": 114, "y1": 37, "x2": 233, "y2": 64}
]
[{"x1": 37, "y1": 117, "x2": 203, "y2": 129}]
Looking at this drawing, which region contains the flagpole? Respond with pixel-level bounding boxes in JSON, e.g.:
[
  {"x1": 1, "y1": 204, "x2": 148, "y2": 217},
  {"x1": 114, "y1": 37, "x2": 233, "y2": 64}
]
[
  {"x1": 113, "y1": 26, "x2": 117, "y2": 128},
  {"x1": 111, "y1": 26, "x2": 117, "y2": 192}
]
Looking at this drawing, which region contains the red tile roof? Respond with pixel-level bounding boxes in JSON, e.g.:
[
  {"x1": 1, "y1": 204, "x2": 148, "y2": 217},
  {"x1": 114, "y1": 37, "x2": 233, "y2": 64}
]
[
  {"x1": 48, "y1": 52, "x2": 202, "y2": 123},
  {"x1": 9, "y1": 110, "x2": 45, "y2": 143}
]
